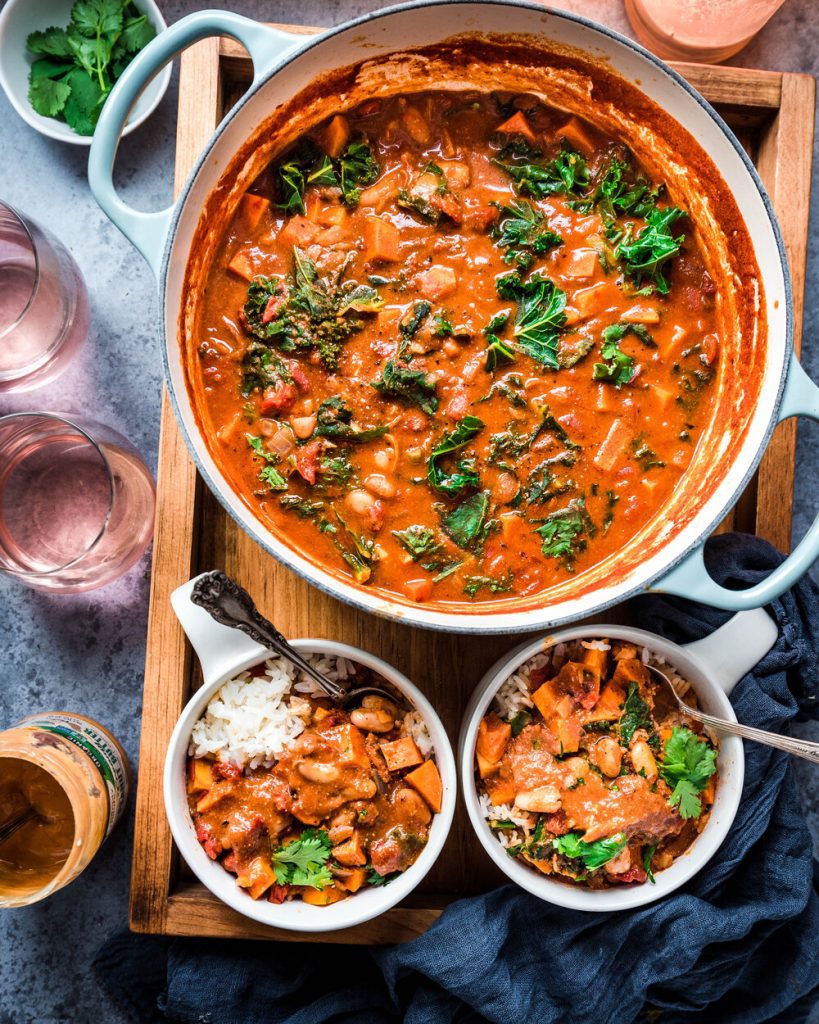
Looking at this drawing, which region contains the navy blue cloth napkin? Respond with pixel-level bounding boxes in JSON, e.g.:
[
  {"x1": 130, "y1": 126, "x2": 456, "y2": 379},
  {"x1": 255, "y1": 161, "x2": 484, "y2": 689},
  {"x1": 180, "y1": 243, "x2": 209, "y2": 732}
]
[{"x1": 95, "y1": 534, "x2": 819, "y2": 1024}]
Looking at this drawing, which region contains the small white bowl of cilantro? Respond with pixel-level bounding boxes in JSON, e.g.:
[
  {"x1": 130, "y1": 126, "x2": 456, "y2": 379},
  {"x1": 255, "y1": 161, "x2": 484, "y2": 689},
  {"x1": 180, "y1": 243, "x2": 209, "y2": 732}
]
[{"x1": 0, "y1": 0, "x2": 169, "y2": 144}]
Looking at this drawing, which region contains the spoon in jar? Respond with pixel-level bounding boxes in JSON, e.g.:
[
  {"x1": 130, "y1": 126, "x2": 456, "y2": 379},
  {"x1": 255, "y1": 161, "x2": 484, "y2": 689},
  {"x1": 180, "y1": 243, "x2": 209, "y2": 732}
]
[
  {"x1": 647, "y1": 665, "x2": 819, "y2": 764},
  {"x1": 190, "y1": 571, "x2": 408, "y2": 711}
]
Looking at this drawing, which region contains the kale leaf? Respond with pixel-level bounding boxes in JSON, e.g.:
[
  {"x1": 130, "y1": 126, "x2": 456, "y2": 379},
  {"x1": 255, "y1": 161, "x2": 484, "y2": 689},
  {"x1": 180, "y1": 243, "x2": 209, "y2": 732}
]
[
  {"x1": 427, "y1": 416, "x2": 485, "y2": 496},
  {"x1": 372, "y1": 360, "x2": 438, "y2": 414}
]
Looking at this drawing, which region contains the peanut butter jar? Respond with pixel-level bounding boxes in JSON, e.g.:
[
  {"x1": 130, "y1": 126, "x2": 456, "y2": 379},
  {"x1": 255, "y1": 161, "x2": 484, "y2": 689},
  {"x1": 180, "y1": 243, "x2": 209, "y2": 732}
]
[{"x1": 0, "y1": 713, "x2": 130, "y2": 907}]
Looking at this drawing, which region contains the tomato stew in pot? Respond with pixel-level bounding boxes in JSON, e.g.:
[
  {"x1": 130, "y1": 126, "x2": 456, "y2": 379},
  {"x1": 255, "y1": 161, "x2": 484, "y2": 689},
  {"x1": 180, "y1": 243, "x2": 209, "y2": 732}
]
[{"x1": 194, "y1": 91, "x2": 719, "y2": 606}]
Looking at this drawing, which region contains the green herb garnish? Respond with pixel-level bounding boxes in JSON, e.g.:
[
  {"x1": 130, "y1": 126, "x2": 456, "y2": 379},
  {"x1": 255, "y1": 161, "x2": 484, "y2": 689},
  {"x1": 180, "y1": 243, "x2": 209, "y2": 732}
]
[
  {"x1": 271, "y1": 829, "x2": 333, "y2": 889},
  {"x1": 495, "y1": 273, "x2": 567, "y2": 369},
  {"x1": 553, "y1": 831, "x2": 627, "y2": 871},
  {"x1": 246, "y1": 434, "x2": 288, "y2": 492},
  {"x1": 615, "y1": 206, "x2": 686, "y2": 295},
  {"x1": 619, "y1": 682, "x2": 652, "y2": 746},
  {"x1": 491, "y1": 199, "x2": 563, "y2": 269},
  {"x1": 427, "y1": 416, "x2": 485, "y2": 496},
  {"x1": 26, "y1": 1, "x2": 156, "y2": 136},
  {"x1": 372, "y1": 360, "x2": 438, "y2": 414},
  {"x1": 659, "y1": 727, "x2": 717, "y2": 820},
  {"x1": 315, "y1": 396, "x2": 388, "y2": 443}
]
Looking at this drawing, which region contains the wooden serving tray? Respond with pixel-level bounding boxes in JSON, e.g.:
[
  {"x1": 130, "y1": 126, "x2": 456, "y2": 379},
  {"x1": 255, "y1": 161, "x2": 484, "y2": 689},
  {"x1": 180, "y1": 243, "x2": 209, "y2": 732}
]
[{"x1": 130, "y1": 28, "x2": 815, "y2": 943}]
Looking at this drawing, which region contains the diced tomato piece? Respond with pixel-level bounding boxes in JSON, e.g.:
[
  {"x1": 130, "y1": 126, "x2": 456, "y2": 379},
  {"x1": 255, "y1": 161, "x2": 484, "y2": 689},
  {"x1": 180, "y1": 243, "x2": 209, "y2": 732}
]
[
  {"x1": 212, "y1": 760, "x2": 242, "y2": 780},
  {"x1": 222, "y1": 852, "x2": 239, "y2": 874},
  {"x1": 268, "y1": 883, "x2": 290, "y2": 904},
  {"x1": 403, "y1": 413, "x2": 426, "y2": 432},
  {"x1": 262, "y1": 293, "x2": 285, "y2": 323},
  {"x1": 260, "y1": 382, "x2": 298, "y2": 415},
  {"x1": 195, "y1": 820, "x2": 223, "y2": 860},
  {"x1": 430, "y1": 191, "x2": 462, "y2": 225},
  {"x1": 367, "y1": 500, "x2": 385, "y2": 533},
  {"x1": 288, "y1": 361, "x2": 310, "y2": 392},
  {"x1": 529, "y1": 665, "x2": 551, "y2": 689},
  {"x1": 295, "y1": 439, "x2": 322, "y2": 484},
  {"x1": 446, "y1": 388, "x2": 469, "y2": 420},
  {"x1": 463, "y1": 202, "x2": 499, "y2": 232},
  {"x1": 543, "y1": 811, "x2": 569, "y2": 836},
  {"x1": 612, "y1": 864, "x2": 647, "y2": 885}
]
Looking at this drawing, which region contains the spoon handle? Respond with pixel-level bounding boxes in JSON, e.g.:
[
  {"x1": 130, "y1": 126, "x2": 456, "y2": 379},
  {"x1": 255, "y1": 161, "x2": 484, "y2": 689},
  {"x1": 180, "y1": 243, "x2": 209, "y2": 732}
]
[
  {"x1": 682, "y1": 705, "x2": 819, "y2": 764},
  {"x1": 190, "y1": 572, "x2": 347, "y2": 702}
]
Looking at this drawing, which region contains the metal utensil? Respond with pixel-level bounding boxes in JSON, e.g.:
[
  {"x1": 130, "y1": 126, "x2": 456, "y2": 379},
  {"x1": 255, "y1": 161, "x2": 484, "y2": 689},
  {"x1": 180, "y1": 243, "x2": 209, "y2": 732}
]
[
  {"x1": 0, "y1": 805, "x2": 36, "y2": 846},
  {"x1": 190, "y1": 571, "x2": 406, "y2": 709},
  {"x1": 648, "y1": 665, "x2": 819, "y2": 764}
]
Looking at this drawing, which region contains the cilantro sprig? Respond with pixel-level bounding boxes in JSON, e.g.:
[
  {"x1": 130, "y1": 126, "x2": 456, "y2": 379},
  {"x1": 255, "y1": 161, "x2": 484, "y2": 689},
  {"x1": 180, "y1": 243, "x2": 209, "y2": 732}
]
[
  {"x1": 271, "y1": 829, "x2": 333, "y2": 889},
  {"x1": 553, "y1": 831, "x2": 627, "y2": 871},
  {"x1": 659, "y1": 727, "x2": 717, "y2": 820},
  {"x1": 26, "y1": 1, "x2": 156, "y2": 136}
]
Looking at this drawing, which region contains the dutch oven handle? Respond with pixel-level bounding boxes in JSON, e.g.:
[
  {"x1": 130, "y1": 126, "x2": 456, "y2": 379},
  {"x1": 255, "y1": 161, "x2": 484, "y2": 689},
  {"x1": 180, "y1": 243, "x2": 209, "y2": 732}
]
[
  {"x1": 88, "y1": 11, "x2": 305, "y2": 279},
  {"x1": 651, "y1": 353, "x2": 819, "y2": 608}
]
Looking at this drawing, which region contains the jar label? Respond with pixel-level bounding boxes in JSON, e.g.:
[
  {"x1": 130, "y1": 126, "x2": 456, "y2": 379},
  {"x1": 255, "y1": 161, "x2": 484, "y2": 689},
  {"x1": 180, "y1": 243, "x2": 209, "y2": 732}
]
[{"x1": 19, "y1": 714, "x2": 129, "y2": 840}]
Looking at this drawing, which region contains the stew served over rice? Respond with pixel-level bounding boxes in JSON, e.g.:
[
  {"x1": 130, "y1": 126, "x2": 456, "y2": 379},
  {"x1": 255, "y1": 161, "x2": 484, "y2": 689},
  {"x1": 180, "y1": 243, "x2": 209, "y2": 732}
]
[
  {"x1": 187, "y1": 656, "x2": 442, "y2": 905},
  {"x1": 476, "y1": 638, "x2": 717, "y2": 887},
  {"x1": 194, "y1": 91, "x2": 720, "y2": 605}
]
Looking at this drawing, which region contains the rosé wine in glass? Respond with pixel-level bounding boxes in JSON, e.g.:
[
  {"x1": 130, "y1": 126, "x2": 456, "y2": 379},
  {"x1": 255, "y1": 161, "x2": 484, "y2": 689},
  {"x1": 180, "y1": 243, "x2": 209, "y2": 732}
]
[
  {"x1": 0, "y1": 413, "x2": 155, "y2": 593},
  {"x1": 0, "y1": 202, "x2": 88, "y2": 392}
]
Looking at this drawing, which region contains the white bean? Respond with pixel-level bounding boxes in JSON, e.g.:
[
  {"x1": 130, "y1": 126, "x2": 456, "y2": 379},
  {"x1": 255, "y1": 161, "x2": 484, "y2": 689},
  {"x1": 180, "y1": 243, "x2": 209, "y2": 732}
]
[
  {"x1": 346, "y1": 489, "x2": 375, "y2": 515},
  {"x1": 364, "y1": 474, "x2": 396, "y2": 499},
  {"x1": 350, "y1": 708, "x2": 394, "y2": 733},
  {"x1": 590, "y1": 736, "x2": 623, "y2": 778},
  {"x1": 297, "y1": 760, "x2": 340, "y2": 784},
  {"x1": 514, "y1": 785, "x2": 561, "y2": 813},
  {"x1": 630, "y1": 740, "x2": 658, "y2": 780}
]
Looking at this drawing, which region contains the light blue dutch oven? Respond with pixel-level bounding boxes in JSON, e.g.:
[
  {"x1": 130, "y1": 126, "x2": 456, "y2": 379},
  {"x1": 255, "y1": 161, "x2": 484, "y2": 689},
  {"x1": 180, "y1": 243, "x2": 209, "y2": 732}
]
[{"x1": 87, "y1": 0, "x2": 819, "y2": 634}]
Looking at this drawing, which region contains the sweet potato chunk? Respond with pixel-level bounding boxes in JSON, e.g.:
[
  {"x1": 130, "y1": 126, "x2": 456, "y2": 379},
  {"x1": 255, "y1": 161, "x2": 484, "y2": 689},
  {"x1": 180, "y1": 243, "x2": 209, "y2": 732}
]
[
  {"x1": 335, "y1": 867, "x2": 367, "y2": 893},
  {"x1": 238, "y1": 193, "x2": 270, "y2": 230},
  {"x1": 325, "y1": 722, "x2": 370, "y2": 769},
  {"x1": 415, "y1": 265, "x2": 457, "y2": 300},
  {"x1": 237, "y1": 856, "x2": 277, "y2": 900},
  {"x1": 278, "y1": 215, "x2": 319, "y2": 248},
  {"x1": 556, "y1": 117, "x2": 595, "y2": 155},
  {"x1": 333, "y1": 831, "x2": 367, "y2": 866},
  {"x1": 584, "y1": 681, "x2": 626, "y2": 724},
  {"x1": 301, "y1": 884, "x2": 347, "y2": 906},
  {"x1": 593, "y1": 418, "x2": 631, "y2": 472},
  {"x1": 405, "y1": 759, "x2": 442, "y2": 813},
  {"x1": 531, "y1": 679, "x2": 560, "y2": 721},
  {"x1": 364, "y1": 215, "x2": 402, "y2": 262},
  {"x1": 227, "y1": 249, "x2": 256, "y2": 282},
  {"x1": 324, "y1": 114, "x2": 351, "y2": 158},
  {"x1": 583, "y1": 646, "x2": 609, "y2": 683},
  {"x1": 188, "y1": 758, "x2": 215, "y2": 794},
  {"x1": 495, "y1": 110, "x2": 536, "y2": 143},
  {"x1": 476, "y1": 713, "x2": 512, "y2": 767},
  {"x1": 379, "y1": 737, "x2": 423, "y2": 772}
]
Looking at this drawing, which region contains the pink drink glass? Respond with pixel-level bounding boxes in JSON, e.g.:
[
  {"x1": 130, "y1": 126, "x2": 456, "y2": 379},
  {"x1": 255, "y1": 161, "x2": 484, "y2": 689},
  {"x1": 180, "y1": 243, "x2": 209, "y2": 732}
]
[
  {"x1": 0, "y1": 202, "x2": 89, "y2": 392},
  {"x1": 0, "y1": 413, "x2": 156, "y2": 592}
]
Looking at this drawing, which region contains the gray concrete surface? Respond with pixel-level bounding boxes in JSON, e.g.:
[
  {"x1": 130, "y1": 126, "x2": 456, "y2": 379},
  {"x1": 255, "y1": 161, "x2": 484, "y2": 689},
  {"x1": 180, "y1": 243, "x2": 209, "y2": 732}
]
[{"x1": 0, "y1": 1, "x2": 816, "y2": 1021}]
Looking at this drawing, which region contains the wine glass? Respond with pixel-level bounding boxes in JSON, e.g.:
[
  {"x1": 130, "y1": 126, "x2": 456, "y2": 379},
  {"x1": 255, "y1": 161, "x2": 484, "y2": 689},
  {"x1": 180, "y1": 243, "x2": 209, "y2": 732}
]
[
  {"x1": 0, "y1": 201, "x2": 89, "y2": 392},
  {"x1": 0, "y1": 413, "x2": 156, "y2": 592}
]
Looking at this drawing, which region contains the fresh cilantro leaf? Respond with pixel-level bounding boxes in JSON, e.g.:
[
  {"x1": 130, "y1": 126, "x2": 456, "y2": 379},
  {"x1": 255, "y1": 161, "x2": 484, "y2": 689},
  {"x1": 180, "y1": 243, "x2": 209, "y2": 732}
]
[
  {"x1": 71, "y1": 0, "x2": 124, "y2": 39},
  {"x1": 615, "y1": 206, "x2": 686, "y2": 295},
  {"x1": 659, "y1": 726, "x2": 716, "y2": 820},
  {"x1": 619, "y1": 682, "x2": 652, "y2": 746},
  {"x1": 427, "y1": 416, "x2": 485, "y2": 495},
  {"x1": 366, "y1": 867, "x2": 399, "y2": 887},
  {"x1": 553, "y1": 831, "x2": 627, "y2": 870},
  {"x1": 643, "y1": 843, "x2": 657, "y2": 884},
  {"x1": 27, "y1": 27, "x2": 73, "y2": 57},
  {"x1": 61, "y1": 66, "x2": 104, "y2": 135},
  {"x1": 433, "y1": 314, "x2": 454, "y2": 337},
  {"x1": 118, "y1": 12, "x2": 155, "y2": 53},
  {"x1": 271, "y1": 829, "x2": 333, "y2": 889},
  {"x1": 372, "y1": 360, "x2": 438, "y2": 414},
  {"x1": 28, "y1": 74, "x2": 72, "y2": 118}
]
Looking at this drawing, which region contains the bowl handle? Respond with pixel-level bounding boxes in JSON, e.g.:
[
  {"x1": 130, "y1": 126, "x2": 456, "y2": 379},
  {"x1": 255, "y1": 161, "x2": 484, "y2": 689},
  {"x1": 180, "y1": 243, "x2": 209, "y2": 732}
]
[
  {"x1": 679, "y1": 608, "x2": 778, "y2": 695},
  {"x1": 171, "y1": 573, "x2": 268, "y2": 688},
  {"x1": 88, "y1": 11, "x2": 304, "y2": 279},
  {"x1": 651, "y1": 353, "x2": 819, "y2": 609}
]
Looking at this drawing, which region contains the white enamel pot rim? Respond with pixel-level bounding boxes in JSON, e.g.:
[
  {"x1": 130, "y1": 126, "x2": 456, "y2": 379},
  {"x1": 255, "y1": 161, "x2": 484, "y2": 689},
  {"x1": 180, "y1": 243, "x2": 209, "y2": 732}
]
[
  {"x1": 88, "y1": 0, "x2": 819, "y2": 635},
  {"x1": 163, "y1": 574, "x2": 457, "y2": 933},
  {"x1": 459, "y1": 607, "x2": 778, "y2": 911}
]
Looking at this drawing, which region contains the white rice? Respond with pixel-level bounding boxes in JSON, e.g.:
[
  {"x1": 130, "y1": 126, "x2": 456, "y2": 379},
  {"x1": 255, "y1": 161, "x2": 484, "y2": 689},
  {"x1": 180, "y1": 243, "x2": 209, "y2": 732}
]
[
  {"x1": 494, "y1": 652, "x2": 551, "y2": 718},
  {"x1": 189, "y1": 653, "x2": 353, "y2": 769},
  {"x1": 403, "y1": 710, "x2": 433, "y2": 757}
]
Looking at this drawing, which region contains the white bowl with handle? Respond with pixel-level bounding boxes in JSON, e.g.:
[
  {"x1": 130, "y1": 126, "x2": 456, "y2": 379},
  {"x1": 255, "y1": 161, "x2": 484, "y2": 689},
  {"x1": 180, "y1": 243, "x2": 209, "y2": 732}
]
[
  {"x1": 163, "y1": 573, "x2": 457, "y2": 933},
  {"x1": 459, "y1": 607, "x2": 778, "y2": 911}
]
